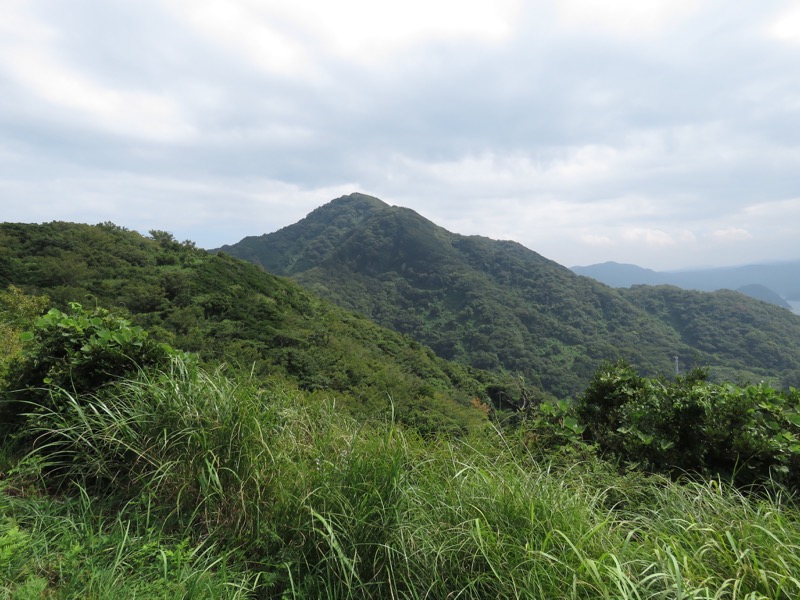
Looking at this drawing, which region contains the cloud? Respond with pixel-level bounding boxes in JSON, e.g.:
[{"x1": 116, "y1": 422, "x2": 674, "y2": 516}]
[
  {"x1": 1, "y1": 0, "x2": 799, "y2": 271},
  {"x1": 580, "y1": 234, "x2": 615, "y2": 247},
  {"x1": 769, "y1": 4, "x2": 800, "y2": 44},
  {"x1": 1, "y1": 48, "x2": 192, "y2": 141},
  {"x1": 161, "y1": 0, "x2": 521, "y2": 76},
  {"x1": 0, "y1": 168, "x2": 357, "y2": 248},
  {"x1": 707, "y1": 227, "x2": 752, "y2": 242},
  {"x1": 554, "y1": 0, "x2": 703, "y2": 36}
]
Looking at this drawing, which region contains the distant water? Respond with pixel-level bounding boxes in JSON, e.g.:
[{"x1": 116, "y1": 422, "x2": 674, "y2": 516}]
[{"x1": 788, "y1": 300, "x2": 800, "y2": 316}]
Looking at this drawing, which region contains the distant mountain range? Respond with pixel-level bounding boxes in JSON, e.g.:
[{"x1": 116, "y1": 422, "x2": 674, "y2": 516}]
[
  {"x1": 215, "y1": 193, "x2": 800, "y2": 395},
  {"x1": 570, "y1": 261, "x2": 800, "y2": 314}
]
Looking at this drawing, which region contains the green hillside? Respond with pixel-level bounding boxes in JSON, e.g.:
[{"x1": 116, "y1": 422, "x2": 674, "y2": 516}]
[
  {"x1": 620, "y1": 284, "x2": 800, "y2": 383},
  {"x1": 3, "y1": 218, "x2": 800, "y2": 598},
  {"x1": 217, "y1": 193, "x2": 800, "y2": 395},
  {"x1": 0, "y1": 221, "x2": 493, "y2": 434}
]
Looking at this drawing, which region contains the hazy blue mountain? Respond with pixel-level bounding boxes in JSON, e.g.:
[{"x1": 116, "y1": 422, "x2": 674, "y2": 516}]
[
  {"x1": 737, "y1": 284, "x2": 792, "y2": 309},
  {"x1": 570, "y1": 262, "x2": 663, "y2": 288},
  {"x1": 217, "y1": 193, "x2": 800, "y2": 395},
  {"x1": 572, "y1": 260, "x2": 800, "y2": 304}
]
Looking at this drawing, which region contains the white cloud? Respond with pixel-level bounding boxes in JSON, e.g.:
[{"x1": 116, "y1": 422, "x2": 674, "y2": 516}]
[
  {"x1": 1, "y1": 0, "x2": 798, "y2": 271},
  {"x1": 554, "y1": 0, "x2": 704, "y2": 35},
  {"x1": 0, "y1": 169, "x2": 357, "y2": 247},
  {"x1": 580, "y1": 234, "x2": 615, "y2": 247},
  {"x1": 742, "y1": 198, "x2": 800, "y2": 218},
  {"x1": 622, "y1": 227, "x2": 677, "y2": 247},
  {"x1": 0, "y1": 3, "x2": 193, "y2": 142},
  {"x1": 707, "y1": 227, "x2": 753, "y2": 242},
  {"x1": 2, "y1": 50, "x2": 192, "y2": 141},
  {"x1": 162, "y1": 0, "x2": 522, "y2": 75},
  {"x1": 769, "y1": 3, "x2": 800, "y2": 44},
  {"x1": 298, "y1": 0, "x2": 522, "y2": 56},
  {"x1": 162, "y1": 0, "x2": 313, "y2": 76}
]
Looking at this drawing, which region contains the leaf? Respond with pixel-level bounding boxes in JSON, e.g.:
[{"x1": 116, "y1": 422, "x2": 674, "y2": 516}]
[
  {"x1": 563, "y1": 417, "x2": 585, "y2": 434},
  {"x1": 785, "y1": 412, "x2": 800, "y2": 428},
  {"x1": 19, "y1": 331, "x2": 34, "y2": 342}
]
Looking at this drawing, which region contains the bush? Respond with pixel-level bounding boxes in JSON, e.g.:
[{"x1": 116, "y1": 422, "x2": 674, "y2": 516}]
[
  {"x1": 0, "y1": 286, "x2": 49, "y2": 384},
  {"x1": 1, "y1": 302, "x2": 176, "y2": 437},
  {"x1": 577, "y1": 360, "x2": 800, "y2": 487}
]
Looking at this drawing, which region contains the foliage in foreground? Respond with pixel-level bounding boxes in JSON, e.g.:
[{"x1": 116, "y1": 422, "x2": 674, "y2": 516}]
[
  {"x1": 2, "y1": 289, "x2": 799, "y2": 597},
  {"x1": 2, "y1": 359, "x2": 800, "y2": 598},
  {"x1": 578, "y1": 360, "x2": 800, "y2": 488},
  {"x1": 1, "y1": 301, "x2": 177, "y2": 439},
  {"x1": 0, "y1": 286, "x2": 49, "y2": 385}
]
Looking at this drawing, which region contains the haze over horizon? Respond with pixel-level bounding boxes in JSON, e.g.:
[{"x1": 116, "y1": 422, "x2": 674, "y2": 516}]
[{"x1": 2, "y1": 1, "x2": 799, "y2": 271}]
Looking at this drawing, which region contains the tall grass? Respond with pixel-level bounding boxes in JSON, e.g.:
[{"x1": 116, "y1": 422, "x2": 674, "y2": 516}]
[{"x1": 3, "y1": 356, "x2": 800, "y2": 598}]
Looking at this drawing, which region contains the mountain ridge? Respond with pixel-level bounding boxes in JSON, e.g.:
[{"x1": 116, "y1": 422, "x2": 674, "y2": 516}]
[
  {"x1": 216, "y1": 193, "x2": 800, "y2": 395},
  {"x1": 572, "y1": 260, "x2": 800, "y2": 309}
]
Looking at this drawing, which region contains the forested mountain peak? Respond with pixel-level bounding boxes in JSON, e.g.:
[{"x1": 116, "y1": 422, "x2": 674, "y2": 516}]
[
  {"x1": 218, "y1": 194, "x2": 800, "y2": 396},
  {"x1": 214, "y1": 193, "x2": 392, "y2": 275}
]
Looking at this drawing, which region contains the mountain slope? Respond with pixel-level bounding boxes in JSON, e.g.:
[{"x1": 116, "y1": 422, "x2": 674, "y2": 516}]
[
  {"x1": 619, "y1": 284, "x2": 800, "y2": 380},
  {"x1": 217, "y1": 193, "x2": 800, "y2": 395},
  {"x1": 0, "y1": 221, "x2": 494, "y2": 434},
  {"x1": 736, "y1": 284, "x2": 792, "y2": 309}
]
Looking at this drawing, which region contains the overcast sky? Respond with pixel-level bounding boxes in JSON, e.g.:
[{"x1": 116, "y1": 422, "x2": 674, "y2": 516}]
[{"x1": 2, "y1": 0, "x2": 799, "y2": 270}]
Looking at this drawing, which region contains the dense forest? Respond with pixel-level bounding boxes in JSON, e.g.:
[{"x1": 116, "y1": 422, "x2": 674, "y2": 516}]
[
  {"x1": 218, "y1": 193, "x2": 800, "y2": 395},
  {"x1": 0, "y1": 221, "x2": 511, "y2": 434},
  {"x1": 2, "y1": 214, "x2": 800, "y2": 597}
]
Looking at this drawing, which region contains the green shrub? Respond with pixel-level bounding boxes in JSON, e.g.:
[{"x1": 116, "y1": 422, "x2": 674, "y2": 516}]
[
  {"x1": 1, "y1": 302, "x2": 176, "y2": 437},
  {"x1": 577, "y1": 360, "x2": 800, "y2": 487},
  {"x1": 0, "y1": 286, "x2": 49, "y2": 385}
]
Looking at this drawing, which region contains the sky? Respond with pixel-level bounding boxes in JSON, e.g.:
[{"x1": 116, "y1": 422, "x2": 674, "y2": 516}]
[{"x1": 1, "y1": 0, "x2": 799, "y2": 270}]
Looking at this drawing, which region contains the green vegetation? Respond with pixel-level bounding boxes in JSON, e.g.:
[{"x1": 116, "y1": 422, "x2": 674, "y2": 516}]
[
  {"x1": 3, "y1": 212, "x2": 800, "y2": 597},
  {"x1": 0, "y1": 281, "x2": 797, "y2": 597},
  {"x1": 219, "y1": 193, "x2": 800, "y2": 396},
  {"x1": 3, "y1": 351, "x2": 800, "y2": 598},
  {"x1": 578, "y1": 360, "x2": 800, "y2": 488},
  {"x1": 620, "y1": 285, "x2": 800, "y2": 385},
  {"x1": 0, "y1": 286, "x2": 49, "y2": 384},
  {"x1": 2, "y1": 302, "x2": 177, "y2": 439},
  {"x1": 0, "y1": 221, "x2": 494, "y2": 435}
]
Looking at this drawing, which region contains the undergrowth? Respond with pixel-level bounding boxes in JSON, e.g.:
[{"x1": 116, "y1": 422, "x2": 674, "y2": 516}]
[{"x1": 2, "y1": 358, "x2": 799, "y2": 598}]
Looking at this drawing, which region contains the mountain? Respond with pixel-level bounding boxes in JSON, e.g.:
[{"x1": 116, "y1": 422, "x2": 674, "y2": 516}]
[
  {"x1": 572, "y1": 261, "x2": 800, "y2": 308},
  {"x1": 618, "y1": 284, "x2": 800, "y2": 382},
  {"x1": 736, "y1": 284, "x2": 792, "y2": 309},
  {"x1": 0, "y1": 221, "x2": 496, "y2": 434},
  {"x1": 568, "y1": 262, "x2": 663, "y2": 288},
  {"x1": 216, "y1": 193, "x2": 800, "y2": 395}
]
